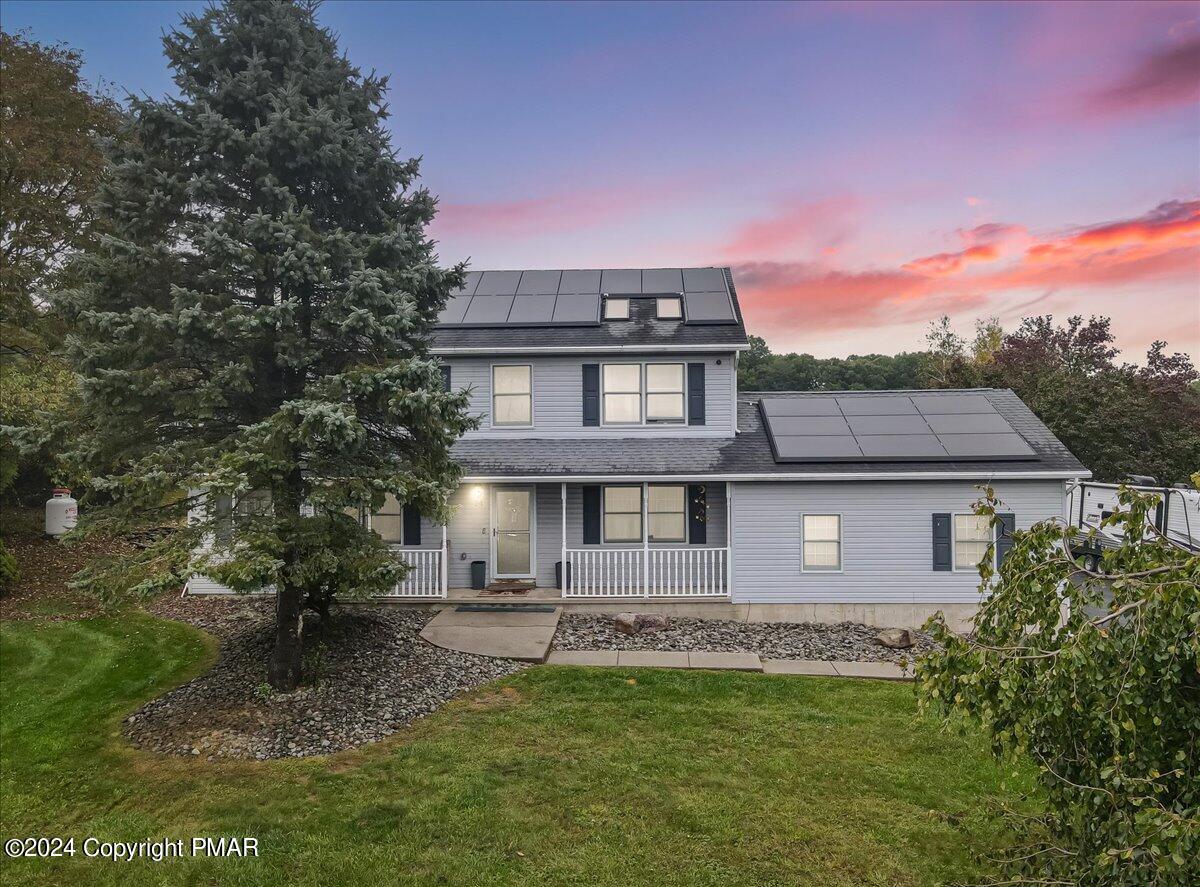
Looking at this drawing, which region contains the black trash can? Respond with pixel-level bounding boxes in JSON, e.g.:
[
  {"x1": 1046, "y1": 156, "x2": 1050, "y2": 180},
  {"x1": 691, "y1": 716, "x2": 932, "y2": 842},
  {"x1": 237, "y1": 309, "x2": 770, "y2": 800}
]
[
  {"x1": 470, "y1": 560, "x2": 486, "y2": 590},
  {"x1": 555, "y1": 560, "x2": 571, "y2": 590}
]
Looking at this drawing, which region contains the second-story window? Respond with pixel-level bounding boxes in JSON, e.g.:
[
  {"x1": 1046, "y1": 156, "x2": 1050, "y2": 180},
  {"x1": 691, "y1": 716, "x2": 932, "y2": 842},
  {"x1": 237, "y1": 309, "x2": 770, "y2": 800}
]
[
  {"x1": 645, "y1": 363, "x2": 685, "y2": 423},
  {"x1": 493, "y1": 364, "x2": 532, "y2": 426},
  {"x1": 602, "y1": 364, "x2": 642, "y2": 424}
]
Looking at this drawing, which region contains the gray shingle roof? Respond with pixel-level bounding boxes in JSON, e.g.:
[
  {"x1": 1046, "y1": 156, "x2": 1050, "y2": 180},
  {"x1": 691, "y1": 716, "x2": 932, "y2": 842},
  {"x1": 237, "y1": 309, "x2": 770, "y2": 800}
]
[
  {"x1": 450, "y1": 389, "x2": 1090, "y2": 478},
  {"x1": 432, "y1": 267, "x2": 748, "y2": 351}
]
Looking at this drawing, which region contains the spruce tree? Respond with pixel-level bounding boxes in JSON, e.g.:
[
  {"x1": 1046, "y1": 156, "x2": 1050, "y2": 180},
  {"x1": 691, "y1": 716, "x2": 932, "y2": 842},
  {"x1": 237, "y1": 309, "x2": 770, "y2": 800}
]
[{"x1": 60, "y1": 0, "x2": 472, "y2": 689}]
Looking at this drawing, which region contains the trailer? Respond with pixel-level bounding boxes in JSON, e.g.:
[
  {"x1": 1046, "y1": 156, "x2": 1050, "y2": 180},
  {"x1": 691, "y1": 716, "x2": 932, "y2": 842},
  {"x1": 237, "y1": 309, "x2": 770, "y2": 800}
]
[{"x1": 1067, "y1": 478, "x2": 1199, "y2": 561}]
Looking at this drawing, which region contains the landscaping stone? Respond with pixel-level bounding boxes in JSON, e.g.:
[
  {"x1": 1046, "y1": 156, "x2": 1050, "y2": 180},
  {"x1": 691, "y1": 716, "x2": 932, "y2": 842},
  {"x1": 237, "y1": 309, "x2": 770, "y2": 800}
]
[
  {"x1": 636, "y1": 613, "x2": 669, "y2": 633},
  {"x1": 129, "y1": 595, "x2": 526, "y2": 760},
  {"x1": 555, "y1": 614, "x2": 934, "y2": 663},
  {"x1": 876, "y1": 628, "x2": 915, "y2": 649},
  {"x1": 614, "y1": 612, "x2": 640, "y2": 635}
]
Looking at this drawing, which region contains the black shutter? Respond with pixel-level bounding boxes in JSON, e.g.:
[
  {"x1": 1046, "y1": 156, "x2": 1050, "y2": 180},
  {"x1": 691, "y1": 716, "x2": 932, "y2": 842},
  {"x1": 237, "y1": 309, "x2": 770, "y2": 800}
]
[
  {"x1": 996, "y1": 513, "x2": 1015, "y2": 566},
  {"x1": 402, "y1": 503, "x2": 422, "y2": 546},
  {"x1": 687, "y1": 484, "x2": 707, "y2": 545},
  {"x1": 440, "y1": 364, "x2": 452, "y2": 391},
  {"x1": 687, "y1": 362, "x2": 706, "y2": 425},
  {"x1": 932, "y1": 513, "x2": 951, "y2": 571},
  {"x1": 582, "y1": 486, "x2": 601, "y2": 544},
  {"x1": 582, "y1": 364, "x2": 600, "y2": 426}
]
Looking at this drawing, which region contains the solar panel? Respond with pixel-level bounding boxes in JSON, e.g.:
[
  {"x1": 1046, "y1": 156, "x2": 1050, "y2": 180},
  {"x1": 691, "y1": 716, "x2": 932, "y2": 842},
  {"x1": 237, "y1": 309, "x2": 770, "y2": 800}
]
[
  {"x1": 772, "y1": 435, "x2": 864, "y2": 460},
  {"x1": 641, "y1": 268, "x2": 683, "y2": 292},
  {"x1": 682, "y1": 268, "x2": 726, "y2": 291},
  {"x1": 508, "y1": 294, "x2": 557, "y2": 324},
  {"x1": 837, "y1": 396, "x2": 918, "y2": 415},
  {"x1": 558, "y1": 270, "x2": 601, "y2": 293},
  {"x1": 760, "y1": 397, "x2": 842, "y2": 417},
  {"x1": 601, "y1": 269, "x2": 642, "y2": 293},
  {"x1": 462, "y1": 295, "x2": 515, "y2": 324},
  {"x1": 847, "y1": 414, "x2": 931, "y2": 435},
  {"x1": 474, "y1": 271, "x2": 522, "y2": 295},
  {"x1": 551, "y1": 293, "x2": 600, "y2": 323},
  {"x1": 451, "y1": 271, "x2": 482, "y2": 296},
  {"x1": 683, "y1": 291, "x2": 735, "y2": 322},
  {"x1": 759, "y1": 394, "x2": 1038, "y2": 462},
  {"x1": 438, "y1": 295, "x2": 472, "y2": 325},
  {"x1": 517, "y1": 270, "x2": 561, "y2": 294},
  {"x1": 856, "y1": 435, "x2": 948, "y2": 458},
  {"x1": 911, "y1": 394, "x2": 996, "y2": 414},
  {"x1": 939, "y1": 433, "x2": 1035, "y2": 457}
]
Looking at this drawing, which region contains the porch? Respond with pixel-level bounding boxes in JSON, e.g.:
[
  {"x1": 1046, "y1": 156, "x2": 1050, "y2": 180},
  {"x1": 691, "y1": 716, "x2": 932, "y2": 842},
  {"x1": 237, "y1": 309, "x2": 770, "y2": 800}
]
[{"x1": 380, "y1": 481, "x2": 731, "y2": 601}]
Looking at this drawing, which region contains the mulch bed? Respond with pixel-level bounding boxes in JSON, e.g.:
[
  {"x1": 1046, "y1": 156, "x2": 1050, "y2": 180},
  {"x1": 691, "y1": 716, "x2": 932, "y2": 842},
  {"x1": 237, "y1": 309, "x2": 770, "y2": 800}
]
[
  {"x1": 127, "y1": 595, "x2": 525, "y2": 760},
  {"x1": 553, "y1": 613, "x2": 934, "y2": 662}
]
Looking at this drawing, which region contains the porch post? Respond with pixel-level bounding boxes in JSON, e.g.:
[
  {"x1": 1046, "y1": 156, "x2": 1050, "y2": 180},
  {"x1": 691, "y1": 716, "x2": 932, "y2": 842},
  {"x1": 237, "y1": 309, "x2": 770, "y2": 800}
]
[
  {"x1": 560, "y1": 482, "x2": 567, "y2": 594},
  {"x1": 642, "y1": 481, "x2": 649, "y2": 597},
  {"x1": 725, "y1": 482, "x2": 734, "y2": 597},
  {"x1": 441, "y1": 520, "x2": 448, "y2": 597}
]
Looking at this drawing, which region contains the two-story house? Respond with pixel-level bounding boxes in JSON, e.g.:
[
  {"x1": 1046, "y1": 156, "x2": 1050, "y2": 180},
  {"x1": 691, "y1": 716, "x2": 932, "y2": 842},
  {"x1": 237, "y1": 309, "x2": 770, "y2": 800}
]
[{"x1": 189, "y1": 266, "x2": 1090, "y2": 630}]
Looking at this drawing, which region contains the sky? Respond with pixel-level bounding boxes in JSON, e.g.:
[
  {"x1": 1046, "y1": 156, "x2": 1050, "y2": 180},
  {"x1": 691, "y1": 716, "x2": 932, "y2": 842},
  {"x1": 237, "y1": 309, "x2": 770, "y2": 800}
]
[{"x1": 4, "y1": 0, "x2": 1198, "y2": 360}]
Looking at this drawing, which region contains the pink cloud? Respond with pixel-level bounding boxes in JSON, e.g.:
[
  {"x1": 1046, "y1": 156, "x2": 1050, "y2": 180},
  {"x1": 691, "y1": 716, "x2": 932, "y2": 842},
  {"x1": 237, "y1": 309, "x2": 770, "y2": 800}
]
[
  {"x1": 1084, "y1": 35, "x2": 1200, "y2": 118},
  {"x1": 722, "y1": 195, "x2": 863, "y2": 261}
]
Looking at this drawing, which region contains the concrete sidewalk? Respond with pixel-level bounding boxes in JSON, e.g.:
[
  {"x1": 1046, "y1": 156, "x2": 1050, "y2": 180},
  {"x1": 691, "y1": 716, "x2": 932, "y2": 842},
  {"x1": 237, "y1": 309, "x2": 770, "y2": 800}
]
[
  {"x1": 420, "y1": 606, "x2": 562, "y2": 662},
  {"x1": 544, "y1": 649, "x2": 912, "y2": 681}
]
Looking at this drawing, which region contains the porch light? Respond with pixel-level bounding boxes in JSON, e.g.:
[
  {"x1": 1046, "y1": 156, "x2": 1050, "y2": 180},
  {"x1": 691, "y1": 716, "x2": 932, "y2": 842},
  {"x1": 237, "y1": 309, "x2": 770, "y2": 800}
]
[{"x1": 469, "y1": 485, "x2": 485, "y2": 503}]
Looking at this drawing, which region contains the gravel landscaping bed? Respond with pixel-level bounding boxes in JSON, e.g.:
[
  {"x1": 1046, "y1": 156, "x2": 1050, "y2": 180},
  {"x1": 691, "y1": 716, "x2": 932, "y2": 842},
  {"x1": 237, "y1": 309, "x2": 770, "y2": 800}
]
[
  {"x1": 553, "y1": 613, "x2": 935, "y2": 662},
  {"x1": 127, "y1": 596, "x2": 525, "y2": 760}
]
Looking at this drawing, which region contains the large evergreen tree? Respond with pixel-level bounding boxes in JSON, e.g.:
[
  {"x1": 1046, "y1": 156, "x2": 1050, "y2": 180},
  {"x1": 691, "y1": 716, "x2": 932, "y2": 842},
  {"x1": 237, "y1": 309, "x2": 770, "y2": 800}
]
[{"x1": 60, "y1": 0, "x2": 472, "y2": 689}]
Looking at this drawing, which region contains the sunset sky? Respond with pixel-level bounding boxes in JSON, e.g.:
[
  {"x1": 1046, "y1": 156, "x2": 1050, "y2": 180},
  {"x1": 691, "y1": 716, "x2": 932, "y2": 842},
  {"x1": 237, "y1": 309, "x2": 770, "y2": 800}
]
[{"x1": 6, "y1": 0, "x2": 1198, "y2": 359}]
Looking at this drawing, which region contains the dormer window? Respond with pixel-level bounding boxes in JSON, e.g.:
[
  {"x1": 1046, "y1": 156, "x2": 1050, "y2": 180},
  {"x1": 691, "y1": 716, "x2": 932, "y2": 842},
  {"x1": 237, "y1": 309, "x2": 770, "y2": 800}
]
[
  {"x1": 603, "y1": 298, "x2": 630, "y2": 320},
  {"x1": 656, "y1": 296, "x2": 682, "y2": 319}
]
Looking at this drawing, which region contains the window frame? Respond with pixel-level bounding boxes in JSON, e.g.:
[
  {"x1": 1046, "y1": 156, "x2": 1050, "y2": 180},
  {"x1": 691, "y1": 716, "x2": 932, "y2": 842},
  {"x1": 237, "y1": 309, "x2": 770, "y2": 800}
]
[
  {"x1": 800, "y1": 512, "x2": 843, "y2": 573},
  {"x1": 602, "y1": 484, "x2": 643, "y2": 543},
  {"x1": 951, "y1": 512, "x2": 996, "y2": 572},
  {"x1": 655, "y1": 296, "x2": 683, "y2": 320},
  {"x1": 647, "y1": 483, "x2": 687, "y2": 543},
  {"x1": 599, "y1": 361, "x2": 687, "y2": 427},
  {"x1": 603, "y1": 297, "x2": 630, "y2": 320},
  {"x1": 491, "y1": 363, "x2": 533, "y2": 428}
]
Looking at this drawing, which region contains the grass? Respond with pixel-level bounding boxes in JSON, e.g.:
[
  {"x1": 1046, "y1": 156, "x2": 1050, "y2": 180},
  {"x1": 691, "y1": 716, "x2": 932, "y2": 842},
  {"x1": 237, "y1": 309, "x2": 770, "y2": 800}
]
[{"x1": 0, "y1": 611, "x2": 1029, "y2": 886}]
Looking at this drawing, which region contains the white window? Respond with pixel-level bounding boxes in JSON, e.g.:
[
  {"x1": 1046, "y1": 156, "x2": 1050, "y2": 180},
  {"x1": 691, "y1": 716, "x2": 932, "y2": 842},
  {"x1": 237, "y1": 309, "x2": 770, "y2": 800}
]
[
  {"x1": 602, "y1": 364, "x2": 642, "y2": 424},
  {"x1": 801, "y1": 514, "x2": 842, "y2": 571},
  {"x1": 603, "y1": 485, "x2": 642, "y2": 542},
  {"x1": 645, "y1": 363, "x2": 685, "y2": 423},
  {"x1": 493, "y1": 364, "x2": 532, "y2": 426},
  {"x1": 648, "y1": 485, "x2": 686, "y2": 542},
  {"x1": 370, "y1": 493, "x2": 404, "y2": 544},
  {"x1": 604, "y1": 298, "x2": 629, "y2": 320},
  {"x1": 953, "y1": 514, "x2": 993, "y2": 570},
  {"x1": 656, "y1": 296, "x2": 682, "y2": 319}
]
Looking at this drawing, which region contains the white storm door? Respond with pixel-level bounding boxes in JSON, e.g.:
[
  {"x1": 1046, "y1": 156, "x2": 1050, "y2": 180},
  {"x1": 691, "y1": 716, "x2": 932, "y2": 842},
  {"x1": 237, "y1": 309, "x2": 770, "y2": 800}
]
[{"x1": 491, "y1": 486, "x2": 536, "y2": 578}]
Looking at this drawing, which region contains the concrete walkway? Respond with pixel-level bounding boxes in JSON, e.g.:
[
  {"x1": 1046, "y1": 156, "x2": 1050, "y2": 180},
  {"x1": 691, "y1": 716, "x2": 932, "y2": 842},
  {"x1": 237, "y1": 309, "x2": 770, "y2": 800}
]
[
  {"x1": 419, "y1": 606, "x2": 562, "y2": 662},
  {"x1": 545, "y1": 649, "x2": 912, "y2": 681}
]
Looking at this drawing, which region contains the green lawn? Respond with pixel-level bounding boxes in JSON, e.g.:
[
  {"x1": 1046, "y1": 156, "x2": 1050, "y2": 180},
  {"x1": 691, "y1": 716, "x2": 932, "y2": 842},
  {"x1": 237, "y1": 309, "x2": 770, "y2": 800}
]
[{"x1": 0, "y1": 612, "x2": 1027, "y2": 886}]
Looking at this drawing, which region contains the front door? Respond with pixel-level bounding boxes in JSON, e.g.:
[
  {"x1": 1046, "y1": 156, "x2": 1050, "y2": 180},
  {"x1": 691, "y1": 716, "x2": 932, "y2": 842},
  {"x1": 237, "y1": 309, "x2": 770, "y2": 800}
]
[{"x1": 491, "y1": 486, "x2": 536, "y2": 579}]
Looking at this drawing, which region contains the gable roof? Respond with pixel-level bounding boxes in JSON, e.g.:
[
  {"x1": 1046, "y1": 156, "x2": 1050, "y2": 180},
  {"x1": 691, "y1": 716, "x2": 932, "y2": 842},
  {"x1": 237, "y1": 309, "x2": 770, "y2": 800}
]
[
  {"x1": 450, "y1": 388, "x2": 1090, "y2": 479},
  {"x1": 432, "y1": 266, "x2": 749, "y2": 352}
]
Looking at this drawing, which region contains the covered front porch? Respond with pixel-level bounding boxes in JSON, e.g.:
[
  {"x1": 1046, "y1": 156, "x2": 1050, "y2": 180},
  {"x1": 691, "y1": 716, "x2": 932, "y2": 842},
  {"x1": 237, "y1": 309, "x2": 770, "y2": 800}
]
[{"x1": 383, "y1": 480, "x2": 731, "y2": 601}]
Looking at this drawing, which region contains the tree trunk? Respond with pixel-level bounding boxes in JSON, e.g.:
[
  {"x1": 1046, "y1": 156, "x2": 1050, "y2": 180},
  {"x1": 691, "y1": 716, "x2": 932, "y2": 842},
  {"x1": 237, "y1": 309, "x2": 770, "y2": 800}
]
[{"x1": 268, "y1": 581, "x2": 304, "y2": 691}]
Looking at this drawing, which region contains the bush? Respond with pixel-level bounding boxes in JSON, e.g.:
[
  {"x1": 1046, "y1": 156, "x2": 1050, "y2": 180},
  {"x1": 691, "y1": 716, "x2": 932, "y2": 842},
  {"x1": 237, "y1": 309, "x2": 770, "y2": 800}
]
[
  {"x1": 0, "y1": 537, "x2": 19, "y2": 593},
  {"x1": 917, "y1": 484, "x2": 1199, "y2": 885}
]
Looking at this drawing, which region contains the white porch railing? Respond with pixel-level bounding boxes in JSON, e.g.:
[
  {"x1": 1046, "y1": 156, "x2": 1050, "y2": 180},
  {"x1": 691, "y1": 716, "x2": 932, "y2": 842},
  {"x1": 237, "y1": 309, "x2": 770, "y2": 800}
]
[
  {"x1": 384, "y1": 547, "x2": 446, "y2": 598},
  {"x1": 565, "y1": 547, "x2": 728, "y2": 598}
]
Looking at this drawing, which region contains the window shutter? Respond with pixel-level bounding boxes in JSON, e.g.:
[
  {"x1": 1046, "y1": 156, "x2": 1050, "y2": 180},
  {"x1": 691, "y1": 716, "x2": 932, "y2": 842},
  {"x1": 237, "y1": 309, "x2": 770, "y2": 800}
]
[
  {"x1": 440, "y1": 365, "x2": 452, "y2": 391},
  {"x1": 687, "y1": 362, "x2": 706, "y2": 425},
  {"x1": 402, "y1": 503, "x2": 422, "y2": 546},
  {"x1": 582, "y1": 486, "x2": 601, "y2": 544},
  {"x1": 687, "y1": 484, "x2": 707, "y2": 545},
  {"x1": 582, "y1": 364, "x2": 600, "y2": 426},
  {"x1": 932, "y1": 513, "x2": 951, "y2": 571},
  {"x1": 996, "y1": 513, "x2": 1015, "y2": 566}
]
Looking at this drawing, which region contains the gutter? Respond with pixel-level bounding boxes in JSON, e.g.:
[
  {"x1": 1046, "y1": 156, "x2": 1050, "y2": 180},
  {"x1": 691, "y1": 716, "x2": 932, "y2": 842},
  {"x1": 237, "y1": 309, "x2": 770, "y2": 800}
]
[
  {"x1": 433, "y1": 343, "x2": 750, "y2": 355},
  {"x1": 461, "y1": 470, "x2": 1093, "y2": 483}
]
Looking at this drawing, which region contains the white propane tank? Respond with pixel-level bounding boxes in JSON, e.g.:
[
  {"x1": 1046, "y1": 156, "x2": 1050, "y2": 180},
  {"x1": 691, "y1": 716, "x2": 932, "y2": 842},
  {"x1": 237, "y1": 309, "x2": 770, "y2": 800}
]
[{"x1": 45, "y1": 487, "x2": 78, "y2": 537}]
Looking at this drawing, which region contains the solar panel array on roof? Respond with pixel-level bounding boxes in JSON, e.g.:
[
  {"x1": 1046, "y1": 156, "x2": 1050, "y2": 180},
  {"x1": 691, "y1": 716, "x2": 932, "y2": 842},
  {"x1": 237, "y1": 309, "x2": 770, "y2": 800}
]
[
  {"x1": 437, "y1": 268, "x2": 738, "y2": 327},
  {"x1": 759, "y1": 394, "x2": 1037, "y2": 463}
]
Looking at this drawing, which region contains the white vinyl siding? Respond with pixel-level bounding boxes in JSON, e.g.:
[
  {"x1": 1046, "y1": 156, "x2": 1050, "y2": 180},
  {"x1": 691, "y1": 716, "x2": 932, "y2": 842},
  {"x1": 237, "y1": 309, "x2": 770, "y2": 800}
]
[
  {"x1": 801, "y1": 513, "x2": 841, "y2": 571},
  {"x1": 492, "y1": 365, "x2": 532, "y2": 426},
  {"x1": 730, "y1": 479, "x2": 1067, "y2": 604},
  {"x1": 445, "y1": 353, "x2": 735, "y2": 439}
]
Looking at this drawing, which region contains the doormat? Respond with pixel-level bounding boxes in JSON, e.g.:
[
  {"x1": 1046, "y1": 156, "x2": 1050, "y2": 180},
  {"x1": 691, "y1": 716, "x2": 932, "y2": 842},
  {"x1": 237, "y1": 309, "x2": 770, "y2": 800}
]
[{"x1": 456, "y1": 604, "x2": 558, "y2": 613}]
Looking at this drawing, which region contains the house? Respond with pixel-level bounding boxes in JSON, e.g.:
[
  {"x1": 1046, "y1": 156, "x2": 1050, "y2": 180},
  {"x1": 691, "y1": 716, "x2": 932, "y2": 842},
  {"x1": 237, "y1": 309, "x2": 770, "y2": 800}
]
[{"x1": 187, "y1": 267, "x2": 1091, "y2": 630}]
